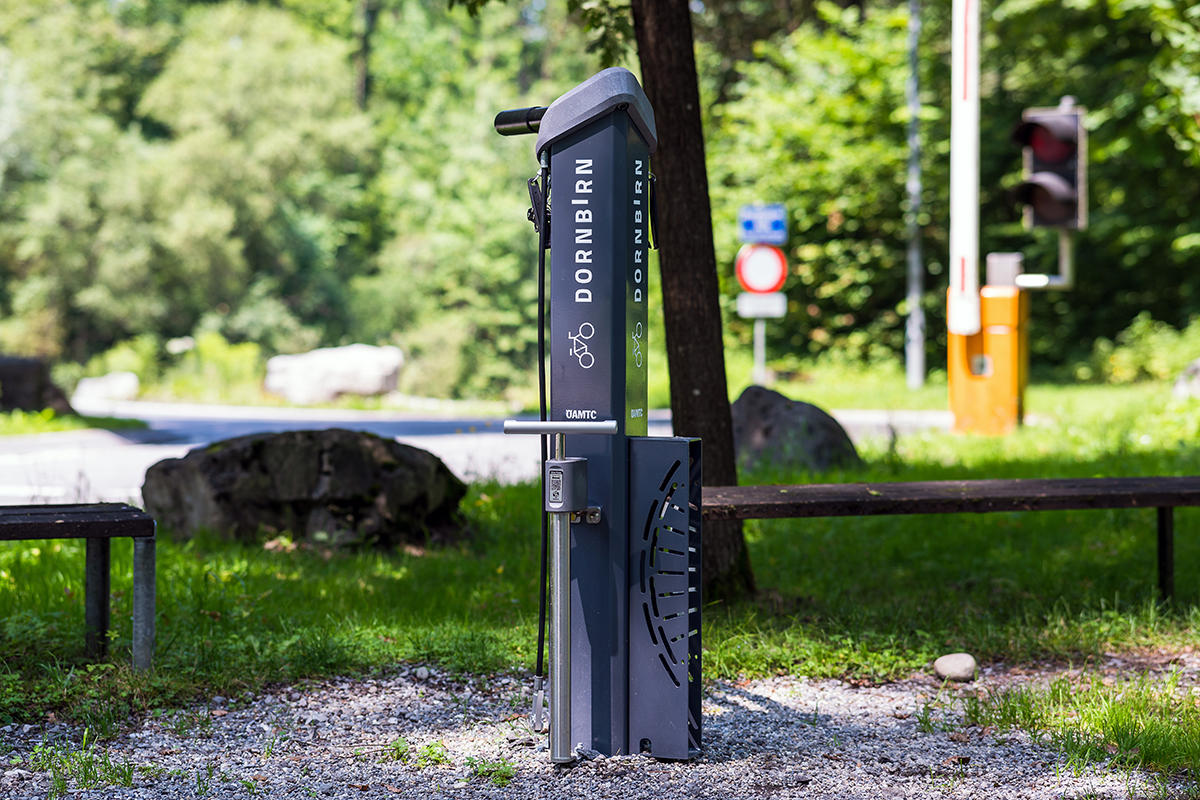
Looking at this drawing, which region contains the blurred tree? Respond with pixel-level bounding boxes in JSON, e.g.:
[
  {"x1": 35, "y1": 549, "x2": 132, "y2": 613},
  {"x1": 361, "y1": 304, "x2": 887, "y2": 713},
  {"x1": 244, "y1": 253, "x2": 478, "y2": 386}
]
[
  {"x1": 0, "y1": 2, "x2": 378, "y2": 359},
  {"x1": 710, "y1": 4, "x2": 932, "y2": 365}
]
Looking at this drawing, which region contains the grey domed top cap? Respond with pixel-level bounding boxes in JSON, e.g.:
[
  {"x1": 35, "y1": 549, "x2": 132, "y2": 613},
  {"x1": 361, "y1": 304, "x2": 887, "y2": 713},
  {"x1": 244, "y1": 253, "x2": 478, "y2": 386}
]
[{"x1": 535, "y1": 67, "x2": 657, "y2": 158}]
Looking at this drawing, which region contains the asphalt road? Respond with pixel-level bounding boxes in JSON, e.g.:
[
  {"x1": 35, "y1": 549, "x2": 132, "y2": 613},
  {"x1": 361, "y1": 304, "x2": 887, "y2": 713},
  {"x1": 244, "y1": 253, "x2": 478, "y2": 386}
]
[
  {"x1": 0, "y1": 401, "x2": 676, "y2": 505},
  {"x1": 0, "y1": 400, "x2": 950, "y2": 505}
]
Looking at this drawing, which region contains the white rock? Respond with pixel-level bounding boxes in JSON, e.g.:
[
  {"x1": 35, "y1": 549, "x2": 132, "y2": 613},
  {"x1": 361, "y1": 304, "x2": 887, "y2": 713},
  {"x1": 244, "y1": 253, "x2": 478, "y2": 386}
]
[
  {"x1": 1174, "y1": 358, "x2": 1200, "y2": 399},
  {"x1": 933, "y1": 652, "x2": 977, "y2": 682},
  {"x1": 415, "y1": 666, "x2": 430, "y2": 681},
  {"x1": 71, "y1": 371, "x2": 139, "y2": 405},
  {"x1": 264, "y1": 344, "x2": 403, "y2": 405}
]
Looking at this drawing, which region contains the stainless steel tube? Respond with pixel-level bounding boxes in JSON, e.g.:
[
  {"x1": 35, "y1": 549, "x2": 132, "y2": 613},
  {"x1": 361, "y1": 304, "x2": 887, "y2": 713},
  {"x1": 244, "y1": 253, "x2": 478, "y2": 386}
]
[
  {"x1": 503, "y1": 419, "x2": 618, "y2": 436},
  {"x1": 549, "y1": 431, "x2": 573, "y2": 763},
  {"x1": 549, "y1": 506, "x2": 572, "y2": 762},
  {"x1": 132, "y1": 536, "x2": 156, "y2": 671}
]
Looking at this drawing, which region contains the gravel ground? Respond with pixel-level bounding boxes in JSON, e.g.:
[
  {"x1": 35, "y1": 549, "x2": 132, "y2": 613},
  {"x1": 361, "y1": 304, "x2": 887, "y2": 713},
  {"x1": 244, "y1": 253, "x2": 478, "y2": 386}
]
[{"x1": 0, "y1": 662, "x2": 1191, "y2": 800}]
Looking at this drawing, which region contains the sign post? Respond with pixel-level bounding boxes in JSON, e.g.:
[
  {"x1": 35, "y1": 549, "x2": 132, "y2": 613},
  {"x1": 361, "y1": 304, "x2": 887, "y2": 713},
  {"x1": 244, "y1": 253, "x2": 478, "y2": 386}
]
[{"x1": 734, "y1": 243, "x2": 788, "y2": 385}]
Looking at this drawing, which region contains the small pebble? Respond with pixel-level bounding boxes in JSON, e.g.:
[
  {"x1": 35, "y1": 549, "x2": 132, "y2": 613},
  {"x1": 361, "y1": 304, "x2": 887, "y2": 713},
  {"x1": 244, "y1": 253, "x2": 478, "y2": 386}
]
[
  {"x1": 415, "y1": 666, "x2": 430, "y2": 680},
  {"x1": 934, "y1": 652, "x2": 978, "y2": 682}
]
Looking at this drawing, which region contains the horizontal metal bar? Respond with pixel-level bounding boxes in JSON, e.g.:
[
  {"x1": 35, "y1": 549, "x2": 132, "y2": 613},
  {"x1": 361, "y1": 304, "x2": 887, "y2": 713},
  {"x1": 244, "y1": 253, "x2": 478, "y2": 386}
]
[
  {"x1": 503, "y1": 419, "x2": 618, "y2": 436},
  {"x1": 1014, "y1": 273, "x2": 1071, "y2": 290}
]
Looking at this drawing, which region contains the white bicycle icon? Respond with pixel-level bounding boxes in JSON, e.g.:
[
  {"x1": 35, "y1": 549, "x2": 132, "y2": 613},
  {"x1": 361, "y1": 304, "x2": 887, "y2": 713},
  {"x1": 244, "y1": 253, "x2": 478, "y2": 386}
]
[{"x1": 568, "y1": 322, "x2": 595, "y2": 369}]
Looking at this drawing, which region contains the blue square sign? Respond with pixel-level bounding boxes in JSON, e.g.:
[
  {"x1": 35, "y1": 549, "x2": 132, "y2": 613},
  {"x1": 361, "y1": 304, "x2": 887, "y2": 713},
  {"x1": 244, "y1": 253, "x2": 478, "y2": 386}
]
[{"x1": 737, "y1": 203, "x2": 788, "y2": 245}]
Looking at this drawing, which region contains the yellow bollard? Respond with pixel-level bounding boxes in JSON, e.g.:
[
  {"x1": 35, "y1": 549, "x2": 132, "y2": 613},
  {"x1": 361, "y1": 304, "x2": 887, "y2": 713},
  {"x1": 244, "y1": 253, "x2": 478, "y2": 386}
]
[{"x1": 947, "y1": 286, "x2": 1029, "y2": 435}]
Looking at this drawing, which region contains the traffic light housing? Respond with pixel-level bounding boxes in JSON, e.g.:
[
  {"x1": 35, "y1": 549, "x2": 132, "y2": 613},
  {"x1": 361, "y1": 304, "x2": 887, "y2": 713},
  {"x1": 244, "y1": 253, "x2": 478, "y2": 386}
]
[{"x1": 1013, "y1": 102, "x2": 1087, "y2": 229}]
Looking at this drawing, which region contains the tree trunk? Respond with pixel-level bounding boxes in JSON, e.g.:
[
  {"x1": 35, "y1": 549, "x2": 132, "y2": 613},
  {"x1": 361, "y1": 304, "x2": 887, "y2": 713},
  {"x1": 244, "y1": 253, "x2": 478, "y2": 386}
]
[
  {"x1": 355, "y1": 0, "x2": 380, "y2": 110},
  {"x1": 630, "y1": 0, "x2": 754, "y2": 600}
]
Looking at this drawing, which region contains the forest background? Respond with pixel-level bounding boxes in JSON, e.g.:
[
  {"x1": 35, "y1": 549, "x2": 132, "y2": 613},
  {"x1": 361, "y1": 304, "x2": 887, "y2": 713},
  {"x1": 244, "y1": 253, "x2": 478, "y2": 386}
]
[{"x1": 1, "y1": 0, "x2": 1199, "y2": 404}]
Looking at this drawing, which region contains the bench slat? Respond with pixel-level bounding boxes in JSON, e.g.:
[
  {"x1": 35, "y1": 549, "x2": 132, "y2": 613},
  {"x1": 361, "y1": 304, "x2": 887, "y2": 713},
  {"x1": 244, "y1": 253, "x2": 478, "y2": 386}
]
[
  {"x1": 0, "y1": 503, "x2": 155, "y2": 540},
  {"x1": 702, "y1": 476, "x2": 1200, "y2": 521}
]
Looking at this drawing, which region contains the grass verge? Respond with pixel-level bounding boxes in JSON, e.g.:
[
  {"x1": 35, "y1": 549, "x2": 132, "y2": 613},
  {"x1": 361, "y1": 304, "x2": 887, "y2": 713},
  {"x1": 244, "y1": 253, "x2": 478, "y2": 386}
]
[
  {"x1": 0, "y1": 378, "x2": 1197, "y2": 777},
  {"x1": 0, "y1": 409, "x2": 147, "y2": 436}
]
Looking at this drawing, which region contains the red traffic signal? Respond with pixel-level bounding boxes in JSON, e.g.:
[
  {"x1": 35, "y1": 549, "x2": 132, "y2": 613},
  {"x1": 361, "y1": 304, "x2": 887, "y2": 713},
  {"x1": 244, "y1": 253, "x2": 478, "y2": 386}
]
[{"x1": 1012, "y1": 102, "x2": 1087, "y2": 229}]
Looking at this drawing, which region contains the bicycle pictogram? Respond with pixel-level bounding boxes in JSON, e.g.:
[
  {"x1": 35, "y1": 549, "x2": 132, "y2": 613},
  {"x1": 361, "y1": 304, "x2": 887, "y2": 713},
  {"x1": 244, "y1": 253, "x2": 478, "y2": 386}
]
[
  {"x1": 568, "y1": 322, "x2": 595, "y2": 369},
  {"x1": 631, "y1": 322, "x2": 643, "y2": 368}
]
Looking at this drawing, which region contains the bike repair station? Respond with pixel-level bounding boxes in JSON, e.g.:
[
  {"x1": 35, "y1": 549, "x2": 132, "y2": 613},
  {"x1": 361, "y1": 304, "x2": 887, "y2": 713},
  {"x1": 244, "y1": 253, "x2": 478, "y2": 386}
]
[{"x1": 495, "y1": 68, "x2": 702, "y2": 764}]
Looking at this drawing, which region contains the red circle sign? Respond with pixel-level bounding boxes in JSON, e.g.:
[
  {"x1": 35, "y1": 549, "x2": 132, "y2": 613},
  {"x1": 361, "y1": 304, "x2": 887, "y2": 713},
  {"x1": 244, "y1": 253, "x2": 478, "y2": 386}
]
[{"x1": 735, "y1": 244, "x2": 788, "y2": 294}]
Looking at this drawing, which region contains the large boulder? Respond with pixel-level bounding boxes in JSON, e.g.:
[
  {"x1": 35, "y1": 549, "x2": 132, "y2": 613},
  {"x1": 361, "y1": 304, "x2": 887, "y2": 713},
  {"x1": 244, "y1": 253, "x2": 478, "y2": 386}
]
[
  {"x1": 265, "y1": 344, "x2": 404, "y2": 405},
  {"x1": 0, "y1": 356, "x2": 75, "y2": 415},
  {"x1": 142, "y1": 428, "x2": 466, "y2": 547},
  {"x1": 72, "y1": 371, "x2": 140, "y2": 406},
  {"x1": 730, "y1": 385, "x2": 861, "y2": 473},
  {"x1": 1173, "y1": 358, "x2": 1200, "y2": 399}
]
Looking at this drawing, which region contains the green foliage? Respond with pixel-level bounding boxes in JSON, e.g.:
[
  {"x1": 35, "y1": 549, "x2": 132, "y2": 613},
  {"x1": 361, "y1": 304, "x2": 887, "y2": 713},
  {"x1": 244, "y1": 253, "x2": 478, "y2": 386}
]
[
  {"x1": 0, "y1": 1, "x2": 375, "y2": 362},
  {"x1": 1084, "y1": 313, "x2": 1200, "y2": 384},
  {"x1": 710, "y1": 4, "x2": 936, "y2": 363},
  {"x1": 149, "y1": 331, "x2": 266, "y2": 404},
  {"x1": 351, "y1": 2, "x2": 598, "y2": 399},
  {"x1": 709, "y1": 0, "x2": 1200, "y2": 370},
  {"x1": 980, "y1": 0, "x2": 1200, "y2": 362},
  {"x1": 3, "y1": 0, "x2": 1200, "y2": 399}
]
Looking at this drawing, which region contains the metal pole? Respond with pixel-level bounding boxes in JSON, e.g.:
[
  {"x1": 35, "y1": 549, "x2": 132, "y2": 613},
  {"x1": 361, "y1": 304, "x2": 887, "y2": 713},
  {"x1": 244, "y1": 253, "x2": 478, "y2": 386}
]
[
  {"x1": 1157, "y1": 507, "x2": 1174, "y2": 603},
  {"x1": 549, "y1": 431, "x2": 573, "y2": 763},
  {"x1": 1057, "y1": 227, "x2": 1075, "y2": 288},
  {"x1": 948, "y1": 0, "x2": 981, "y2": 336},
  {"x1": 752, "y1": 318, "x2": 767, "y2": 385},
  {"x1": 85, "y1": 538, "x2": 110, "y2": 659},
  {"x1": 132, "y1": 536, "x2": 156, "y2": 671},
  {"x1": 905, "y1": 0, "x2": 926, "y2": 389}
]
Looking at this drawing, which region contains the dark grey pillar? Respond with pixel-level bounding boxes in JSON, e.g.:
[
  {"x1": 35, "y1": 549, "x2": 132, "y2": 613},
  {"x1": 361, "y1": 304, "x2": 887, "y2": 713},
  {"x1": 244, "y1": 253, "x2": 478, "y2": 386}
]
[{"x1": 85, "y1": 538, "x2": 110, "y2": 659}]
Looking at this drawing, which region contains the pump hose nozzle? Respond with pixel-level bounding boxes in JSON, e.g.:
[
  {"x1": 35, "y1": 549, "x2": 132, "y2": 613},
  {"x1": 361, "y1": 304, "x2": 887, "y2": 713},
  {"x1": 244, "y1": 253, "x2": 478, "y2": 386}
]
[{"x1": 494, "y1": 106, "x2": 547, "y2": 136}]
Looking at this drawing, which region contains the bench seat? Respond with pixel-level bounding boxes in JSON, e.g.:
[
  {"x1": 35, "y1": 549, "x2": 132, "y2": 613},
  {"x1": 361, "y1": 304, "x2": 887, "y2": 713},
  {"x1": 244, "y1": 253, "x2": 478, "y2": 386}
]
[
  {"x1": 702, "y1": 476, "x2": 1200, "y2": 600},
  {"x1": 0, "y1": 503, "x2": 156, "y2": 670}
]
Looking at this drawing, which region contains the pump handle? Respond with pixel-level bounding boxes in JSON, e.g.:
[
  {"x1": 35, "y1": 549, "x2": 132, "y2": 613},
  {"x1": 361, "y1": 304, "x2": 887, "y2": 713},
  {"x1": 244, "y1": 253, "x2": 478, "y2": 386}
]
[
  {"x1": 503, "y1": 419, "x2": 618, "y2": 435},
  {"x1": 494, "y1": 106, "x2": 547, "y2": 136}
]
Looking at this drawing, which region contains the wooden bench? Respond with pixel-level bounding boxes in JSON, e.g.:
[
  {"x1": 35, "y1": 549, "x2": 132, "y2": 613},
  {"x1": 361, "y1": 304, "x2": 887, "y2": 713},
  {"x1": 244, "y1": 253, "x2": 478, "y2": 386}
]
[
  {"x1": 0, "y1": 503, "x2": 156, "y2": 669},
  {"x1": 702, "y1": 476, "x2": 1200, "y2": 600}
]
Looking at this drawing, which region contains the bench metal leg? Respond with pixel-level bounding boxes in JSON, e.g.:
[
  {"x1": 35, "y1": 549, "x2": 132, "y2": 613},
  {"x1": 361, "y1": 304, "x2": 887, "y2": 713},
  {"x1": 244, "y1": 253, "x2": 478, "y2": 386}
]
[
  {"x1": 1158, "y1": 507, "x2": 1175, "y2": 603},
  {"x1": 132, "y1": 536, "x2": 156, "y2": 671},
  {"x1": 85, "y1": 538, "x2": 110, "y2": 659}
]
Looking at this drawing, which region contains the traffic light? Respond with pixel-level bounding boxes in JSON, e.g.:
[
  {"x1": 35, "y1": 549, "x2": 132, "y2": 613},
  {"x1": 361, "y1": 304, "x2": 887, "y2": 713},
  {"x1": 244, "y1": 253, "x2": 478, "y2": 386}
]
[{"x1": 1012, "y1": 100, "x2": 1087, "y2": 229}]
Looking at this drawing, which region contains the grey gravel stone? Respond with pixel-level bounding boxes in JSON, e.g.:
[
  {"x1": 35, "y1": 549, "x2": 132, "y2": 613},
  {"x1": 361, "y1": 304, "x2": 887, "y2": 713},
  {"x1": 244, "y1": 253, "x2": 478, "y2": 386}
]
[
  {"x1": 934, "y1": 652, "x2": 978, "y2": 682},
  {"x1": 0, "y1": 665, "x2": 1188, "y2": 799}
]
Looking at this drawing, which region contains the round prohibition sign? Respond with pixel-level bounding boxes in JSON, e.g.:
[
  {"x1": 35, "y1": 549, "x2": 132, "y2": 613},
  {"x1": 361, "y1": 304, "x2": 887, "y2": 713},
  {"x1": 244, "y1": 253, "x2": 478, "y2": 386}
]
[{"x1": 735, "y1": 244, "x2": 788, "y2": 294}]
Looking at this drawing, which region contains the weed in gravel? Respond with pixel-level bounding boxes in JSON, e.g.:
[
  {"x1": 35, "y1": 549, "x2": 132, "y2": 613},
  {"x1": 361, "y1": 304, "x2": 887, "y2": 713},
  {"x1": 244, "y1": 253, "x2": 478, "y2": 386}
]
[
  {"x1": 381, "y1": 736, "x2": 410, "y2": 763},
  {"x1": 195, "y1": 762, "x2": 217, "y2": 796},
  {"x1": 414, "y1": 739, "x2": 451, "y2": 768},
  {"x1": 466, "y1": 754, "x2": 515, "y2": 787},
  {"x1": 25, "y1": 728, "x2": 135, "y2": 799},
  {"x1": 170, "y1": 709, "x2": 215, "y2": 738}
]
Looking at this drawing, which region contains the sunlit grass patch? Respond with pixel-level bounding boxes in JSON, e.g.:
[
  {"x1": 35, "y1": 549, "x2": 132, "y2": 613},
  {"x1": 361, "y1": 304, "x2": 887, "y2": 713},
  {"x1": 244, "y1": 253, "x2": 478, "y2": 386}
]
[{"x1": 960, "y1": 671, "x2": 1200, "y2": 780}]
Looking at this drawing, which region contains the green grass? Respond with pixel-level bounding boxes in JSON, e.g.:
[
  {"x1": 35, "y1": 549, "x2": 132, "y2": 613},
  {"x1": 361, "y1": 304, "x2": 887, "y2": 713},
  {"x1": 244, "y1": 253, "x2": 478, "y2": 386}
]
[
  {"x1": 964, "y1": 672, "x2": 1200, "y2": 774},
  {"x1": 0, "y1": 409, "x2": 147, "y2": 436},
  {"x1": 0, "y1": 376, "x2": 1198, "y2": 779}
]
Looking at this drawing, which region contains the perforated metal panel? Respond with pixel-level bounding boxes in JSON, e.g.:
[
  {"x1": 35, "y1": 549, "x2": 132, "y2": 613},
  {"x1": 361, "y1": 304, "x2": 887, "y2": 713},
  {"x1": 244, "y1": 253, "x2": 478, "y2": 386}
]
[{"x1": 627, "y1": 436, "x2": 701, "y2": 760}]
